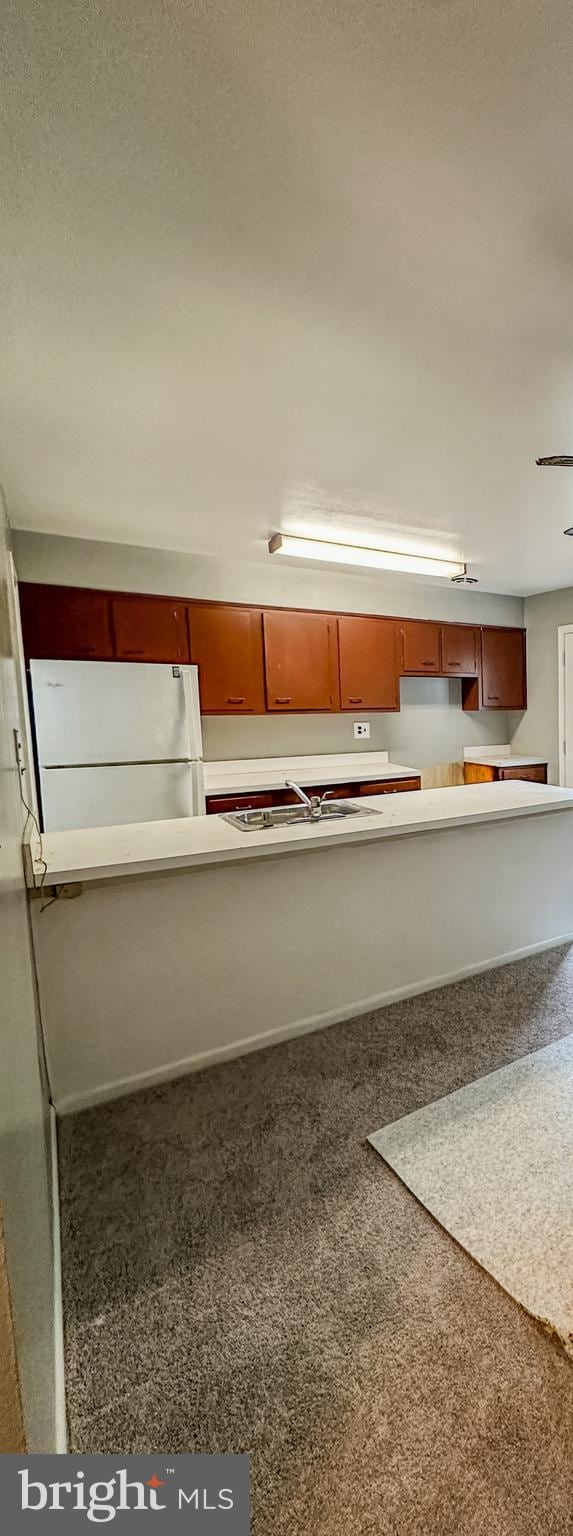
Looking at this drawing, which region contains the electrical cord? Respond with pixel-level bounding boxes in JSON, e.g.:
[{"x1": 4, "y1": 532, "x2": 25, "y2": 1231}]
[{"x1": 17, "y1": 766, "x2": 58, "y2": 912}]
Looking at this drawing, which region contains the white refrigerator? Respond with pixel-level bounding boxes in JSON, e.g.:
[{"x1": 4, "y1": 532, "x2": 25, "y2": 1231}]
[{"x1": 30, "y1": 659, "x2": 205, "y2": 831}]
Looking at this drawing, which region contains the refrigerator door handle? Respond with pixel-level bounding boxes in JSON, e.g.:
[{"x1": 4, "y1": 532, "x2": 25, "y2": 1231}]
[
  {"x1": 189, "y1": 758, "x2": 206, "y2": 816},
  {"x1": 181, "y1": 665, "x2": 203, "y2": 761}
]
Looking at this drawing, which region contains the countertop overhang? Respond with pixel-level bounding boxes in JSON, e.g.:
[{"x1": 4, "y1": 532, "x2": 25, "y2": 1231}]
[{"x1": 26, "y1": 781, "x2": 573, "y2": 889}]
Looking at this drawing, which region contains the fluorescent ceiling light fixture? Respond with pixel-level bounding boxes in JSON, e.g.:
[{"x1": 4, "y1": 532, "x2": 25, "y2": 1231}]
[{"x1": 269, "y1": 532, "x2": 466, "y2": 580}]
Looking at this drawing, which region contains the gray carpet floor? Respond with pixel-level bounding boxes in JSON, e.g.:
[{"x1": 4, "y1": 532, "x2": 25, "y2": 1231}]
[{"x1": 59, "y1": 945, "x2": 573, "y2": 1535}]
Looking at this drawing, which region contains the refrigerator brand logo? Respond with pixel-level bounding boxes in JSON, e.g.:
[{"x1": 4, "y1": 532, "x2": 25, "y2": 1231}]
[{"x1": 10, "y1": 1458, "x2": 248, "y2": 1529}]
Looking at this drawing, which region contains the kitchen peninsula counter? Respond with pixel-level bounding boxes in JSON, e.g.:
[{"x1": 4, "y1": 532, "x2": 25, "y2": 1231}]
[
  {"x1": 27, "y1": 781, "x2": 573, "y2": 888},
  {"x1": 28, "y1": 781, "x2": 573, "y2": 1115}
]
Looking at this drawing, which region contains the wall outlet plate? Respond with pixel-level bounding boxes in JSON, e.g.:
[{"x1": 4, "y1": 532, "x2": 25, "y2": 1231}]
[{"x1": 354, "y1": 721, "x2": 371, "y2": 739}]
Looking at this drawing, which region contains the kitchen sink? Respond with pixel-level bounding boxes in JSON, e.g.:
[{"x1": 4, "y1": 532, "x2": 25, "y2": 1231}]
[{"x1": 221, "y1": 800, "x2": 380, "y2": 832}]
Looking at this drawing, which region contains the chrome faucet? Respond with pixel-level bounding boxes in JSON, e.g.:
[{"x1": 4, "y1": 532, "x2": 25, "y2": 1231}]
[
  {"x1": 285, "y1": 780, "x2": 331, "y2": 820},
  {"x1": 285, "y1": 779, "x2": 313, "y2": 812}
]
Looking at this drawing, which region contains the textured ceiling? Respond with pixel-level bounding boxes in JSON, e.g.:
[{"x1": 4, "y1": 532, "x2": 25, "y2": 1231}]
[{"x1": 3, "y1": 0, "x2": 573, "y2": 593}]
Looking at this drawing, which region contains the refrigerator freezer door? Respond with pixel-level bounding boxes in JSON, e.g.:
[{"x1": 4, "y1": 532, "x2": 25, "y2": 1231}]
[
  {"x1": 30, "y1": 660, "x2": 203, "y2": 767},
  {"x1": 39, "y1": 761, "x2": 205, "y2": 831}
]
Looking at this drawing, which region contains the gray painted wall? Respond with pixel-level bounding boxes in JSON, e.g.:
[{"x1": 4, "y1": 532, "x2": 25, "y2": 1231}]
[
  {"x1": 203, "y1": 678, "x2": 521, "y2": 771},
  {"x1": 0, "y1": 515, "x2": 57, "y2": 1449},
  {"x1": 13, "y1": 530, "x2": 525, "y2": 771},
  {"x1": 512, "y1": 586, "x2": 573, "y2": 782}
]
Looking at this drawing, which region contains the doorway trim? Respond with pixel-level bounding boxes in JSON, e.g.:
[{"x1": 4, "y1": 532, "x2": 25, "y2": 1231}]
[{"x1": 557, "y1": 625, "x2": 573, "y2": 786}]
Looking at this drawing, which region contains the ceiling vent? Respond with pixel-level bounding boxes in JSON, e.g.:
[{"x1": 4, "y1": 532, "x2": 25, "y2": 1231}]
[{"x1": 536, "y1": 456, "x2": 573, "y2": 466}]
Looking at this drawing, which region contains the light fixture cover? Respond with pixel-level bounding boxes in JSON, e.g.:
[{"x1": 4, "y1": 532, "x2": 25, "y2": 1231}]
[{"x1": 268, "y1": 532, "x2": 466, "y2": 580}]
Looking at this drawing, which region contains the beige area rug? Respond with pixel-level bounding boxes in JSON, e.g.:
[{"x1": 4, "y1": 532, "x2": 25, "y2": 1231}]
[{"x1": 369, "y1": 1033, "x2": 573, "y2": 1355}]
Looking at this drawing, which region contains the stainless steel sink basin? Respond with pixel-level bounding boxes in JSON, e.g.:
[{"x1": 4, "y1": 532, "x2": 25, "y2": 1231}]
[{"x1": 221, "y1": 800, "x2": 380, "y2": 832}]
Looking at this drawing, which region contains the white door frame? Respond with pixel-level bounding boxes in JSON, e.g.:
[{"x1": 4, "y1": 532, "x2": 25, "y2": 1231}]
[{"x1": 557, "y1": 624, "x2": 573, "y2": 786}]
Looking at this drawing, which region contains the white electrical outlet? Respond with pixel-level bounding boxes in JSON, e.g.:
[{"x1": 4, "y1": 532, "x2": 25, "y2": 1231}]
[{"x1": 354, "y1": 721, "x2": 370, "y2": 739}]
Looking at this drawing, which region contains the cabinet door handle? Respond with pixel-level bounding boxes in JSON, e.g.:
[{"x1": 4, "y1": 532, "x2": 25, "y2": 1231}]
[
  {"x1": 422, "y1": 660, "x2": 434, "y2": 667},
  {"x1": 448, "y1": 659, "x2": 461, "y2": 666},
  {"x1": 488, "y1": 693, "x2": 500, "y2": 701},
  {"x1": 275, "y1": 696, "x2": 292, "y2": 703},
  {"x1": 227, "y1": 696, "x2": 246, "y2": 704},
  {"x1": 349, "y1": 696, "x2": 363, "y2": 703}
]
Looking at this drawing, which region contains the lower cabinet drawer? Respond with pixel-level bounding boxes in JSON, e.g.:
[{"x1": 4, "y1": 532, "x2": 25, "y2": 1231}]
[
  {"x1": 295, "y1": 784, "x2": 354, "y2": 800},
  {"x1": 498, "y1": 765, "x2": 547, "y2": 783},
  {"x1": 356, "y1": 777, "x2": 421, "y2": 795},
  {"x1": 206, "y1": 793, "x2": 274, "y2": 814}
]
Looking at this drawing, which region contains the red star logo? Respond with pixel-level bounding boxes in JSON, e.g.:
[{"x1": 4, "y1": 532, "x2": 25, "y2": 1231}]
[{"x1": 146, "y1": 1475, "x2": 166, "y2": 1489}]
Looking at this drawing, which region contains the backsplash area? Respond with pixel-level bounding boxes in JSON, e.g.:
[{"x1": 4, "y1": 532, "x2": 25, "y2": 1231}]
[{"x1": 202, "y1": 676, "x2": 521, "y2": 776}]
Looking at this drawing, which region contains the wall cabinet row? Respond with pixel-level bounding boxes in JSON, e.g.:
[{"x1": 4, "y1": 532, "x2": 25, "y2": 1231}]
[{"x1": 19, "y1": 583, "x2": 527, "y2": 714}]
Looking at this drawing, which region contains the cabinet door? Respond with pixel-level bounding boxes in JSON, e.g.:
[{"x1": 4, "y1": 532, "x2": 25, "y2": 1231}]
[
  {"x1": 338, "y1": 616, "x2": 399, "y2": 710},
  {"x1": 440, "y1": 625, "x2": 478, "y2": 676},
  {"x1": 481, "y1": 628, "x2": 526, "y2": 709},
  {"x1": 463, "y1": 762, "x2": 495, "y2": 784},
  {"x1": 401, "y1": 621, "x2": 441, "y2": 674},
  {"x1": 19, "y1": 583, "x2": 113, "y2": 660},
  {"x1": 189, "y1": 605, "x2": 266, "y2": 713},
  {"x1": 112, "y1": 596, "x2": 189, "y2": 663},
  {"x1": 263, "y1": 610, "x2": 340, "y2": 710}
]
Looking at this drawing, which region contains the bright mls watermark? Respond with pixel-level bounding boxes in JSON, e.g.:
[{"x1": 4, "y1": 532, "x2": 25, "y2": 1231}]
[{"x1": 2, "y1": 1456, "x2": 250, "y2": 1532}]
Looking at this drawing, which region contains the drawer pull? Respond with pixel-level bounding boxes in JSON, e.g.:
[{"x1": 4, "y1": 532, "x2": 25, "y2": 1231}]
[
  {"x1": 349, "y1": 696, "x2": 363, "y2": 703},
  {"x1": 275, "y1": 696, "x2": 292, "y2": 703},
  {"x1": 449, "y1": 659, "x2": 461, "y2": 666},
  {"x1": 488, "y1": 693, "x2": 500, "y2": 701},
  {"x1": 422, "y1": 660, "x2": 434, "y2": 667},
  {"x1": 227, "y1": 696, "x2": 246, "y2": 704}
]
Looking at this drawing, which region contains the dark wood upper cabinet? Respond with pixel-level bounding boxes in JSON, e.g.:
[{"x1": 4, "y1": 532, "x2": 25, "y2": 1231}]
[
  {"x1": 338, "y1": 616, "x2": 399, "y2": 710},
  {"x1": 188, "y1": 604, "x2": 266, "y2": 713},
  {"x1": 263, "y1": 610, "x2": 340, "y2": 711},
  {"x1": 401, "y1": 620, "x2": 441, "y2": 674},
  {"x1": 19, "y1": 582, "x2": 114, "y2": 660},
  {"x1": 111, "y1": 596, "x2": 189, "y2": 663},
  {"x1": 18, "y1": 582, "x2": 528, "y2": 717},
  {"x1": 440, "y1": 624, "x2": 478, "y2": 676},
  {"x1": 481, "y1": 627, "x2": 526, "y2": 710}
]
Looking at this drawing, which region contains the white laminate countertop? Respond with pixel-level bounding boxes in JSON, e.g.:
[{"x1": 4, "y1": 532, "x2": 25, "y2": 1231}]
[
  {"x1": 26, "y1": 781, "x2": 573, "y2": 888},
  {"x1": 463, "y1": 745, "x2": 548, "y2": 768},
  {"x1": 203, "y1": 751, "x2": 419, "y2": 794},
  {"x1": 464, "y1": 755, "x2": 549, "y2": 769}
]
